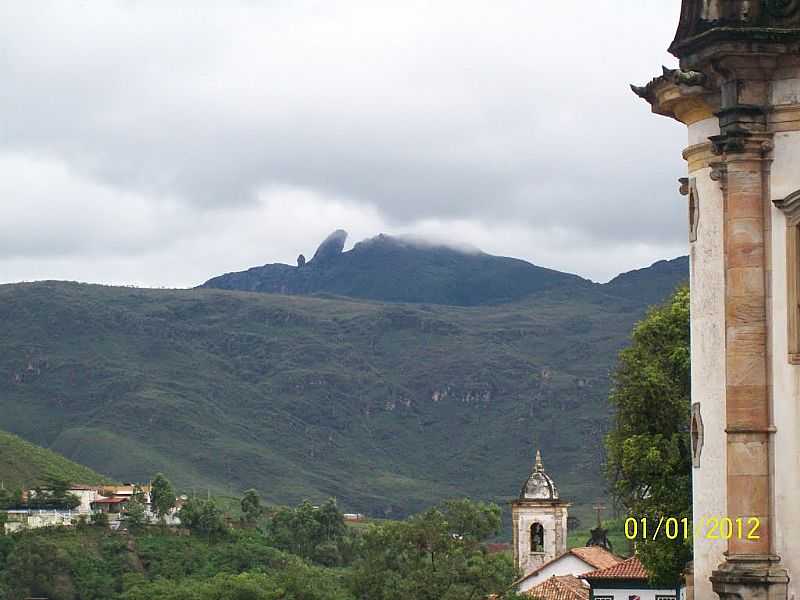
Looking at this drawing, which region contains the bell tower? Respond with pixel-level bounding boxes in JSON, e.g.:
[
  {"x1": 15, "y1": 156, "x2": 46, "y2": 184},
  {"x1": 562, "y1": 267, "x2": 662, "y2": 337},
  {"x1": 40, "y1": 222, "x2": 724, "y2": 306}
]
[
  {"x1": 633, "y1": 2, "x2": 800, "y2": 599},
  {"x1": 511, "y1": 450, "x2": 569, "y2": 575}
]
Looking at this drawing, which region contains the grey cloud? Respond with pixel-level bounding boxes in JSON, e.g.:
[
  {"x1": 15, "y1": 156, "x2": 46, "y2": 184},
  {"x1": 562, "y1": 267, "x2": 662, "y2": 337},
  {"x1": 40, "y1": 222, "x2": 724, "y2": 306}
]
[{"x1": 1, "y1": 0, "x2": 689, "y2": 283}]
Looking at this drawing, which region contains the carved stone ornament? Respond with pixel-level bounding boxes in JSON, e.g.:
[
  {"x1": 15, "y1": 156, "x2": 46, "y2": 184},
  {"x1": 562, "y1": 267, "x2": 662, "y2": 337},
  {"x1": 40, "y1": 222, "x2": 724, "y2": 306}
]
[
  {"x1": 630, "y1": 67, "x2": 707, "y2": 101},
  {"x1": 710, "y1": 161, "x2": 728, "y2": 192},
  {"x1": 662, "y1": 66, "x2": 706, "y2": 87}
]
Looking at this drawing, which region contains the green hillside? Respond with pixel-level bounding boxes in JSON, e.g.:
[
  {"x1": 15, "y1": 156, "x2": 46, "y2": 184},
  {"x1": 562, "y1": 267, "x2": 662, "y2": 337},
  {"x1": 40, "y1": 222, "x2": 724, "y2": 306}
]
[
  {"x1": 0, "y1": 429, "x2": 107, "y2": 490},
  {"x1": 0, "y1": 259, "x2": 685, "y2": 523}
]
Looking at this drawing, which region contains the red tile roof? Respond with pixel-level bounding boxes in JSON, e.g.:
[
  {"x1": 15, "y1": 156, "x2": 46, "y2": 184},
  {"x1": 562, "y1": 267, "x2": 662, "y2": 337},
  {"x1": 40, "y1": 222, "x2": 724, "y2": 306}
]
[
  {"x1": 568, "y1": 547, "x2": 623, "y2": 570},
  {"x1": 525, "y1": 575, "x2": 589, "y2": 600},
  {"x1": 582, "y1": 556, "x2": 649, "y2": 581}
]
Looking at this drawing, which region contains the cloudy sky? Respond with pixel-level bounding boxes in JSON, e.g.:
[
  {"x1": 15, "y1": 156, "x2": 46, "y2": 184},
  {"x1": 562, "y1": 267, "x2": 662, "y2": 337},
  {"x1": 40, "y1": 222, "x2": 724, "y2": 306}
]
[{"x1": 1, "y1": 1, "x2": 688, "y2": 287}]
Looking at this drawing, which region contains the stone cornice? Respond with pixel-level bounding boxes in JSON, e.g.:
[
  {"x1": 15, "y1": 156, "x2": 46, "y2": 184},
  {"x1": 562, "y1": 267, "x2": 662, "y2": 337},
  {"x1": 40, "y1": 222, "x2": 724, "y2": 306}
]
[
  {"x1": 672, "y1": 26, "x2": 800, "y2": 57},
  {"x1": 631, "y1": 67, "x2": 718, "y2": 124},
  {"x1": 709, "y1": 130, "x2": 774, "y2": 157},
  {"x1": 510, "y1": 499, "x2": 571, "y2": 508},
  {"x1": 670, "y1": 0, "x2": 800, "y2": 58}
]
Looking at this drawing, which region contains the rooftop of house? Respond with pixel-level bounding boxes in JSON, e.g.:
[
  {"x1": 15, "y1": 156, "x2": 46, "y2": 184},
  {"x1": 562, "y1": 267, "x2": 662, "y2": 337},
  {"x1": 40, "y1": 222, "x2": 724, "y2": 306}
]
[
  {"x1": 524, "y1": 575, "x2": 589, "y2": 600},
  {"x1": 581, "y1": 555, "x2": 648, "y2": 582},
  {"x1": 568, "y1": 547, "x2": 624, "y2": 570},
  {"x1": 515, "y1": 546, "x2": 622, "y2": 584}
]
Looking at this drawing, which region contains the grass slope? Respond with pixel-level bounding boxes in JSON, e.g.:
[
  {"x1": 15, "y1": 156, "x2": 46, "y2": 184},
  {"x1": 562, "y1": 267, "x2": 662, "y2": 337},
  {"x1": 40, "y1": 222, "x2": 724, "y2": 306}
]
[
  {"x1": 0, "y1": 429, "x2": 107, "y2": 490},
  {"x1": 0, "y1": 265, "x2": 685, "y2": 524}
]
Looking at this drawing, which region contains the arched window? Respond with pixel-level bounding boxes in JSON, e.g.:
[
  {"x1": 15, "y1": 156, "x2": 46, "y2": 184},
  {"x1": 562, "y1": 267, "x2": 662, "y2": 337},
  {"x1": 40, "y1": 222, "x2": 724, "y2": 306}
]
[{"x1": 530, "y1": 522, "x2": 544, "y2": 553}]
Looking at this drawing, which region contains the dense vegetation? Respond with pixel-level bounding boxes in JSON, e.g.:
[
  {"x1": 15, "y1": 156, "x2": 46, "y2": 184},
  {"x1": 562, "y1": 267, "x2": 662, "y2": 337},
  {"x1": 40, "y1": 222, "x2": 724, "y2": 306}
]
[
  {"x1": 605, "y1": 286, "x2": 692, "y2": 584},
  {"x1": 0, "y1": 497, "x2": 522, "y2": 600},
  {"x1": 0, "y1": 253, "x2": 686, "y2": 523},
  {"x1": 0, "y1": 475, "x2": 83, "y2": 511}
]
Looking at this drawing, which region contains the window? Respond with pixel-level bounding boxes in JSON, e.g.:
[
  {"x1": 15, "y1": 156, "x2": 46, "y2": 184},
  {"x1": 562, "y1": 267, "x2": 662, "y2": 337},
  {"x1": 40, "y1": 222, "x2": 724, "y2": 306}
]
[
  {"x1": 593, "y1": 596, "x2": 614, "y2": 600},
  {"x1": 773, "y1": 190, "x2": 800, "y2": 363},
  {"x1": 655, "y1": 596, "x2": 676, "y2": 600},
  {"x1": 530, "y1": 522, "x2": 544, "y2": 553}
]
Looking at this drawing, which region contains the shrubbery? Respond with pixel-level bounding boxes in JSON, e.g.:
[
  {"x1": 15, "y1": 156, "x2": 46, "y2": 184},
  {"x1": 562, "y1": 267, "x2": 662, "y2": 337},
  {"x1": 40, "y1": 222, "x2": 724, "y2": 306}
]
[{"x1": 0, "y1": 497, "x2": 518, "y2": 600}]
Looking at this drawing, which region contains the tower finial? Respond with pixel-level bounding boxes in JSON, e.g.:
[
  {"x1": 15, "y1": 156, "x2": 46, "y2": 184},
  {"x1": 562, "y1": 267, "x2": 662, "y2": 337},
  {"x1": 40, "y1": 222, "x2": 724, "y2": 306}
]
[{"x1": 535, "y1": 449, "x2": 544, "y2": 472}]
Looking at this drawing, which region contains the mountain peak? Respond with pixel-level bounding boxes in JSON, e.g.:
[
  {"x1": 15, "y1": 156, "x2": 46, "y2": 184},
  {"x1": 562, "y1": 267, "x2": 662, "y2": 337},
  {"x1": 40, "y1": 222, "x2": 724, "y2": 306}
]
[
  {"x1": 201, "y1": 232, "x2": 689, "y2": 308},
  {"x1": 201, "y1": 231, "x2": 586, "y2": 305}
]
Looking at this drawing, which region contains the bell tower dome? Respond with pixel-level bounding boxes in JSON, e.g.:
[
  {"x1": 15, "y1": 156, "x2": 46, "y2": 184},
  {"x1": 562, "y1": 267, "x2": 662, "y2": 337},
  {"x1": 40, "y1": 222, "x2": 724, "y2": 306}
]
[{"x1": 511, "y1": 450, "x2": 570, "y2": 575}]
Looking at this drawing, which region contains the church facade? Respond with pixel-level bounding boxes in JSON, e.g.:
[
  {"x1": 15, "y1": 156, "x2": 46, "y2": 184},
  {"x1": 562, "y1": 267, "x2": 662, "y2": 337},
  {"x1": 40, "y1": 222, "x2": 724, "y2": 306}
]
[{"x1": 633, "y1": 2, "x2": 800, "y2": 599}]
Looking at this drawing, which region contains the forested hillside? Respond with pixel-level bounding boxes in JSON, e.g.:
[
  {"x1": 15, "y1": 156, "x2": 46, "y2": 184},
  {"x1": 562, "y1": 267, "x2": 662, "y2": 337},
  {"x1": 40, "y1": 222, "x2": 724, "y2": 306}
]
[{"x1": 0, "y1": 251, "x2": 687, "y2": 521}]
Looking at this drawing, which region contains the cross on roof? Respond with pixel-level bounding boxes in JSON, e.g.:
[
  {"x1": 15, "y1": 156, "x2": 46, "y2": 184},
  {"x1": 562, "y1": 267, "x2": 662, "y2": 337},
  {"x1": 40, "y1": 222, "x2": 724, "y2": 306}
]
[{"x1": 592, "y1": 503, "x2": 606, "y2": 528}]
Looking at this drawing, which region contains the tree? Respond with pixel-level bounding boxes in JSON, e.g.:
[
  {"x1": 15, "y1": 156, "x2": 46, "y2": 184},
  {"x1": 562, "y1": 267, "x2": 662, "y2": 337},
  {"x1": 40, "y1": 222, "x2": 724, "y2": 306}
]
[
  {"x1": 605, "y1": 285, "x2": 691, "y2": 585},
  {"x1": 350, "y1": 499, "x2": 518, "y2": 600},
  {"x1": 26, "y1": 476, "x2": 80, "y2": 510},
  {"x1": 317, "y1": 498, "x2": 345, "y2": 542},
  {"x1": 132, "y1": 484, "x2": 147, "y2": 505},
  {"x1": 179, "y1": 498, "x2": 227, "y2": 536},
  {"x1": 125, "y1": 498, "x2": 147, "y2": 531},
  {"x1": 268, "y1": 500, "x2": 324, "y2": 559},
  {"x1": 150, "y1": 474, "x2": 176, "y2": 521},
  {"x1": 240, "y1": 489, "x2": 263, "y2": 526},
  {"x1": 267, "y1": 498, "x2": 348, "y2": 563},
  {"x1": 0, "y1": 488, "x2": 22, "y2": 510}
]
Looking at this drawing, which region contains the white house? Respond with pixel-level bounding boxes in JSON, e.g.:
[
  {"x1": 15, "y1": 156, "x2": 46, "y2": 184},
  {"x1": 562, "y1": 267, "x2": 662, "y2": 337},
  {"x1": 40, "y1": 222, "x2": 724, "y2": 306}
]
[
  {"x1": 68, "y1": 486, "x2": 103, "y2": 514},
  {"x1": 515, "y1": 546, "x2": 621, "y2": 594}
]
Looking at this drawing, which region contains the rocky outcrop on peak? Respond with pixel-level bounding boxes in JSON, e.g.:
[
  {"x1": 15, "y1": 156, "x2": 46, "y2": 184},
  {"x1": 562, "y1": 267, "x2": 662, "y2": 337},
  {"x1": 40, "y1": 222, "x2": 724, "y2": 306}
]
[{"x1": 311, "y1": 230, "x2": 347, "y2": 264}]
